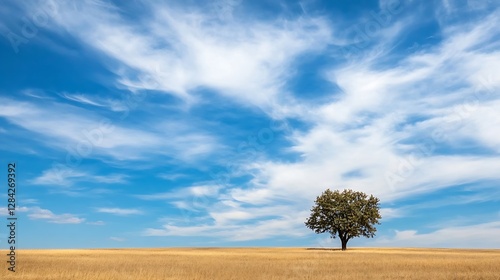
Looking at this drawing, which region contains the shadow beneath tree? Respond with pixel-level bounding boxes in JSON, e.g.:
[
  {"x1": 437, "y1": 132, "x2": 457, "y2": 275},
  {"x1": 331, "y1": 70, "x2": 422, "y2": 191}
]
[{"x1": 306, "y1": 248, "x2": 343, "y2": 251}]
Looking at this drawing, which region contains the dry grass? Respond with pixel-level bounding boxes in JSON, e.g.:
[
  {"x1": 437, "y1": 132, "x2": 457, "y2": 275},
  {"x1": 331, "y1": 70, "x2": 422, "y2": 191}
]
[{"x1": 2, "y1": 247, "x2": 500, "y2": 279}]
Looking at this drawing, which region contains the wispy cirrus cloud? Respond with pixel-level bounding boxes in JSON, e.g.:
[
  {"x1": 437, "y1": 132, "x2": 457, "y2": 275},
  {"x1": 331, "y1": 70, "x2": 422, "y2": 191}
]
[
  {"x1": 96, "y1": 207, "x2": 143, "y2": 216},
  {"x1": 136, "y1": 185, "x2": 221, "y2": 201},
  {"x1": 0, "y1": 97, "x2": 220, "y2": 163},
  {"x1": 374, "y1": 221, "x2": 500, "y2": 248},
  {"x1": 22, "y1": 1, "x2": 335, "y2": 114},
  {"x1": 2, "y1": 0, "x2": 499, "y2": 248},
  {"x1": 60, "y1": 92, "x2": 128, "y2": 112},
  {"x1": 379, "y1": 208, "x2": 405, "y2": 221},
  {"x1": 27, "y1": 206, "x2": 85, "y2": 224},
  {"x1": 144, "y1": 211, "x2": 308, "y2": 241},
  {"x1": 142, "y1": 3, "x2": 500, "y2": 242},
  {"x1": 30, "y1": 166, "x2": 128, "y2": 187},
  {"x1": 0, "y1": 206, "x2": 29, "y2": 216},
  {"x1": 137, "y1": 185, "x2": 221, "y2": 212},
  {"x1": 233, "y1": 6, "x2": 500, "y2": 205}
]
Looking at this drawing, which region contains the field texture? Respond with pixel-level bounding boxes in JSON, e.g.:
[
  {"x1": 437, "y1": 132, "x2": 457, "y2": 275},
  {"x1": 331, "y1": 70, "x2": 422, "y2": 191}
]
[{"x1": 2, "y1": 247, "x2": 500, "y2": 279}]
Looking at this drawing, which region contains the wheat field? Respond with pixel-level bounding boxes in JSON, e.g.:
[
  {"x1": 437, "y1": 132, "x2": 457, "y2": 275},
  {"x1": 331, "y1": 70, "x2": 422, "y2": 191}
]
[{"x1": 1, "y1": 247, "x2": 499, "y2": 279}]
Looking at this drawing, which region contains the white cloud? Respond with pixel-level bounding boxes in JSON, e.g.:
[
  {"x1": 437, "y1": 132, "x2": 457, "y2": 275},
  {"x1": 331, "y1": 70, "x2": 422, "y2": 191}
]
[
  {"x1": 380, "y1": 208, "x2": 405, "y2": 221},
  {"x1": 28, "y1": 1, "x2": 334, "y2": 115},
  {"x1": 0, "y1": 97, "x2": 219, "y2": 162},
  {"x1": 144, "y1": 211, "x2": 309, "y2": 241},
  {"x1": 27, "y1": 207, "x2": 85, "y2": 224},
  {"x1": 7, "y1": 1, "x2": 499, "y2": 245},
  {"x1": 189, "y1": 185, "x2": 220, "y2": 197},
  {"x1": 142, "y1": 5, "x2": 500, "y2": 242},
  {"x1": 137, "y1": 185, "x2": 222, "y2": 213},
  {"x1": 209, "y1": 205, "x2": 293, "y2": 225},
  {"x1": 375, "y1": 221, "x2": 500, "y2": 248},
  {"x1": 232, "y1": 8, "x2": 500, "y2": 206},
  {"x1": 61, "y1": 92, "x2": 106, "y2": 107},
  {"x1": 0, "y1": 206, "x2": 29, "y2": 216},
  {"x1": 30, "y1": 166, "x2": 128, "y2": 187},
  {"x1": 136, "y1": 185, "x2": 221, "y2": 201},
  {"x1": 30, "y1": 167, "x2": 86, "y2": 186},
  {"x1": 60, "y1": 92, "x2": 128, "y2": 112},
  {"x1": 96, "y1": 207, "x2": 143, "y2": 216},
  {"x1": 228, "y1": 188, "x2": 275, "y2": 205}
]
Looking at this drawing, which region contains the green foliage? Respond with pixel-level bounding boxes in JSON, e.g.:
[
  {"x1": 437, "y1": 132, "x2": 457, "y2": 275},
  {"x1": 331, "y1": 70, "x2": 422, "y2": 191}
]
[{"x1": 305, "y1": 189, "x2": 381, "y2": 250}]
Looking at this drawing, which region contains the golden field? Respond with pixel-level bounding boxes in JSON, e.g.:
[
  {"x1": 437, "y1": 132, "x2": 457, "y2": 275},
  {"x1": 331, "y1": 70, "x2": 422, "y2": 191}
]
[{"x1": 2, "y1": 247, "x2": 500, "y2": 279}]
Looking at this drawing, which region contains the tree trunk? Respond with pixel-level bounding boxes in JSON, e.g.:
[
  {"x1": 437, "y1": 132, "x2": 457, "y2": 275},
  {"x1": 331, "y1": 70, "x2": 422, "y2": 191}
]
[{"x1": 341, "y1": 238, "x2": 348, "y2": 251}]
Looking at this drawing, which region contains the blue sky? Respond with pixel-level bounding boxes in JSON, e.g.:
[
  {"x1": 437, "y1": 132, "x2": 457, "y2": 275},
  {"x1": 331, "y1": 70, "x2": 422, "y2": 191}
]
[{"x1": 0, "y1": 0, "x2": 499, "y2": 249}]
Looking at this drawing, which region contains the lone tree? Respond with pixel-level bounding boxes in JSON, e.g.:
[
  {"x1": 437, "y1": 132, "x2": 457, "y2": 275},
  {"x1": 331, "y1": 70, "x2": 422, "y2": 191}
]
[{"x1": 305, "y1": 189, "x2": 381, "y2": 251}]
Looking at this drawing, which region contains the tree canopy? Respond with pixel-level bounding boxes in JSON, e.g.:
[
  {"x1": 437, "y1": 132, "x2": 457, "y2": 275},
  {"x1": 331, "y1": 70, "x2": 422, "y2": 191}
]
[{"x1": 305, "y1": 189, "x2": 381, "y2": 250}]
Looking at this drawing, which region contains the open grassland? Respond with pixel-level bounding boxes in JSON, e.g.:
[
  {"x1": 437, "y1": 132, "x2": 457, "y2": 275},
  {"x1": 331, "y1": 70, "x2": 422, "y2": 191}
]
[{"x1": 2, "y1": 247, "x2": 500, "y2": 279}]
